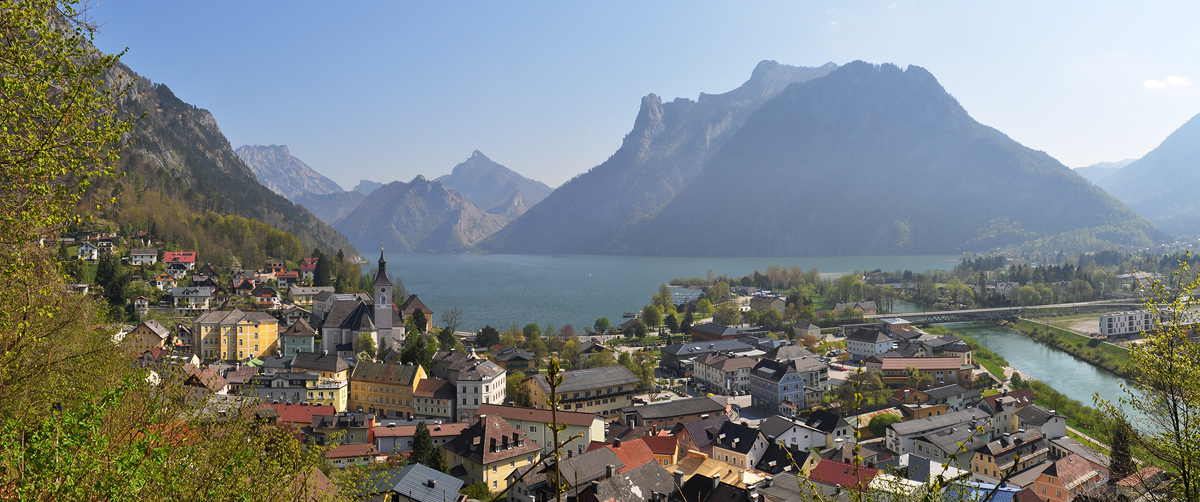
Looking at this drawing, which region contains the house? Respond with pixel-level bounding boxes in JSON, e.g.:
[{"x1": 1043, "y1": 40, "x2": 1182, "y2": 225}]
[
  {"x1": 886, "y1": 408, "x2": 991, "y2": 456},
  {"x1": 258, "y1": 402, "x2": 336, "y2": 429},
  {"x1": 755, "y1": 442, "x2": 816, "y2": 475},
  {"x1": 279, "y1": 319, "x2": 318, "y2": 359},
  {"x1": 325, "y1": 443, "x2": 386, "y2": 468},
  {"x1": 478, "y1": 403, "x2": 604, "y2": 458},
  {"x1": 971, "y1": 430, "x2": 1051, "y2": 482},
  {"x1": 182, "y1": 364, "x2": 229, "y2": 395},
  {"x1": 676, "y1": 474, "x2": 755, "y2": 502},
  {"x1": 1028, "y1": 453, "x2": 1107, "y2": 501},
  {"x1": 152, "y1": 273, "x2": 176, "y2": 291},
  {"x1": 169, "y1": 286, "x2": 215, "y2": 314},
  {"x1": 660, "y1": 340, "x2": 755, "y2": 375},
  {"x1": 77, "y1": 242, "x2": 99, "y2": 261},
  {"x1": 807, "y1": 459, "x2": 879, "y2": 492},
  {"x1": 398, "y1": 294, "x2": 434, "y2": 332},
  {"x1": 192, "y1": 310, "x2": 278, "y2": 361},
  {"x1": 493, "y1": 346, "x2": 535, "y2": 372},
  {"x1": 412, "y1": 377, "x2": 456, "y2": 420},
  {"x1": 670, "y1": 415, "x2": 729, "y2": 456},
  {"x1": 833, "y1": 301, "x2": 878, "y2": 316},
  {"x1": 252, "y1": 372, "x2": 317, "y2": 405},
  {"x1": 586, "y1": 437, "x2": 656, "y2": 473},
  {"x1": 162, "y1": 250, "x2": 197, "y2": 270},
  {"x1": 348, "y1": 360, "x2": 426, "y2": 419},
  {"x1": 373, "y1": 422, "x2": 469, "y2": 454},
  {"x1": 748, "y1": 356, "x2": 828, "y2": 413},
  {"x1": 132, "y1": 296, "x2": 150, "y2": 316},
  {"x1": 572, "y1": 460, "x2": 674, "y2": 502},
  {"x1": 1017, "y1": 405, "x2": 1067, "y2": 439},
  {"x1": 921, "y1": 383, "x2": 980, "y2": 412},
  {"x1": 299, "y1": 257, "x2": 319, "y2": 282},
  {"x1": 129, "y1": 248, "x2": 158, "y2": 265},
  {"x1": 669, "y1": 449, "x2": 764, "y2": 489},
  {"x1": 277, "y1": 304, "x2": 312, "y2": 327},
  {"x1": 312, "y1": 412, "x2": 376, "y2": 444},
  {"x1": 642, "y1": 434, "x2": 681, "y2": 467},
  {"x1": 690, "y1": 323, "x2": 742, "y2": 341},
  {"x1": 233, "y1": 278, "x2": 256, "y2": 296},
  {"x1": 578, "y1": 341, "x2": 615, "y2": 363},
  {"x1": 292, "y1": 351, "x2": 351, "y2": 381},
  {"x1": 120, "y1": 320, "x2": 171, "y2": 356},
  {"x1": 360, "y1": 463, "x2": 466, "y2": 502},
  {"x1": 439, "y1": 353, "x2": 506, "y2": 422},
  {"x1": 442, "y1": 414, "x2": 541, "y2": 493},
  {"x1": 846, "y1": 326, "x2": 894, "y2": 361},
  {"x1": 877, "y1": 357, "x2": 972, "y2": 386},
  {"x1": 693, "y1": 352, "x2": 758, "y2": 395},
  {"x1": 749, "y1": 296, "x2": 785, "y2": 314},
  {"x1": 526, "y1": 365, "x2": 639, "y2": 421},
  {"x1": 251, "y1": 285, "x2": 280, "y2": 309},
  {"x1": 796, "y1": 410, "x2": 855, "y2": 449},
  {"x1": 622, "y1": 396, "x2": 726, "y2": 429},
  {"x1": 793, "y1": 321, "x2": 823, "y2": 340},
  {"x1": 276, "y1": 270, "x2": 300, "y2": 287},
  {"x1": 289, "y1": 286, "x2": 334, "y2": 308},
  {"x1": 710, "y1": 421, "x2": 769, "y2": 470}
]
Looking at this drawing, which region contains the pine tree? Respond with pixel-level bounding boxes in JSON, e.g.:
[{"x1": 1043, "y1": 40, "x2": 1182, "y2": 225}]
[
  {"x1": 1109, "y1": 420, "x2": 1136, "y2": 481},
  {"x1": 411, "y1": 422, "x2": 435, "y2": 467}
]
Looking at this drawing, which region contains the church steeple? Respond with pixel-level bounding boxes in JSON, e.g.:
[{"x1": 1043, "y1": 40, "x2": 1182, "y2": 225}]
[
  {"x1": 373, "y1": 247, "x2": 394, "y2": 336},
  {"x1": 373, "y1": 247, "x2": 391, "y2": 287}
]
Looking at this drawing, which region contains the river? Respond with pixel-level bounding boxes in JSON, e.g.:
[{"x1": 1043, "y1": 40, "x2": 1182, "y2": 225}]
[
  {"x1": 943, "y1": 322, "x2": 1135, "y2": 417},
  {"x1": 381, "y1": 253, "x2": 957, "y2": 331}
]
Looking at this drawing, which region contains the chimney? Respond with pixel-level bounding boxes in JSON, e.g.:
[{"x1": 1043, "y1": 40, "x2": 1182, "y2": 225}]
[
  {"x1": 711, "y1": 475, "x2": 720, "y2": 490},
  {"x1": 673, "y1": 470, "x2": 683, "y2": 488},
  {"x1": 614, "y1": 438, "x2": 622, "y2": 448},
  {"x1": 426, "y1": 479, "x2": 437, "y2": 488},
  {"x1": 606, "y1": 464, "x2": 615, "y2": 479}
]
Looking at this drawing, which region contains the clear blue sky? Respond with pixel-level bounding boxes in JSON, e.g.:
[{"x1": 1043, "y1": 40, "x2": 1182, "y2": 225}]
[{"x1": 89, "y1": 1, "x2": 1200, "y2": 188}]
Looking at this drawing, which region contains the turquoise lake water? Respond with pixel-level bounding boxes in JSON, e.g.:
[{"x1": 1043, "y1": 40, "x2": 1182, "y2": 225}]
[{"x1": 380, "y1": 253, "x2": 957, "y2": 331}]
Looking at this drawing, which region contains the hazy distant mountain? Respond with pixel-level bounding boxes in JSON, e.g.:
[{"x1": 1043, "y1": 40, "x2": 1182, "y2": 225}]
[
  {"x1": 103, "y1": 63, "x2": 356, "y2": 256},
  {"x1": 353, "y1": 180, "x2": 384, "y2": 195},
  {"x1": 293, "y1": 190, "x2": 365, "y2": 225},
  {"x1": 435, "y1": 150, "x2": 551, "y2": 214},
  {"x1": 483, "y1": 60, "x2": 839, "y2": 253},
  {"x1": 234, "y1": 145, "x2": 343, "y2": 201},
  {"x1": 1075, "y1": 158, "x2": 1136, "y2": 187},
  {"x1": 334, "y1": 176, "x2": 510, "y2": 253},
  {"x1": 625, "y1": 62, "x2": 1157, "y2": 255},
  {"x1": 1103, "y1": 113, "x2": 1200, "y2": 236}
]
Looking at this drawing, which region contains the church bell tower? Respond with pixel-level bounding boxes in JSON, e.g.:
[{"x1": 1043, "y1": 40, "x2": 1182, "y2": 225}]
[{"x1": 373, "y1": 249, "x2": 394, "y2": 337}]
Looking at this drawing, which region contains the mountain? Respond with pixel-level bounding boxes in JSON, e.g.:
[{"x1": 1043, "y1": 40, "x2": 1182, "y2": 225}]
[
  {"x1": 1074, "y1": 159, "x2": 1136, "y2": 187},
  {"x1": 353, "y1": 180, "x2": 383, "y2": 195},
  {"x1": 101, "y1": 63, "x2": 357, "y2": 257},
  {"x1": 1103, "y1": 113, "x2": 1200, "y2": 236},
  {"x1": 621, "y1": 62, "x2": 1158, "y2": 256},
  {"x1": 333, "y1": 176, "x2": 510, "y2": 253},
  {"x1": 293, "y1": 190, "x2": 366, "y2": 225},
  {"x1": 482, "y1": 60, "x2": 839, "y2": 253},
  {"x1": 234, "y1": 144, "x2": 343, "y2": 200},
  {"x1": 435, "y1": 150, "x2": 552, "y2": 214}
]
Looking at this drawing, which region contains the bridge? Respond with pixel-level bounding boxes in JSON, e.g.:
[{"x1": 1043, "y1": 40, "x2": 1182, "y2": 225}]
[{"x1": 864, "y1": 300, "x2": 1146, "y2": 324}]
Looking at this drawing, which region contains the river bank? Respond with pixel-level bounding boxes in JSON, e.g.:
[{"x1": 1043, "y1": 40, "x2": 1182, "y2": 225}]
[{"x1": 1008, "y1": 318, "x2": 1133, "y2": 378}]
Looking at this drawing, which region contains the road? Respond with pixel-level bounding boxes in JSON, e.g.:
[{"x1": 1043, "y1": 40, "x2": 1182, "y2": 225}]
[{"x1": 864, "y1": 299, "x2": 1143, "y2": 322}]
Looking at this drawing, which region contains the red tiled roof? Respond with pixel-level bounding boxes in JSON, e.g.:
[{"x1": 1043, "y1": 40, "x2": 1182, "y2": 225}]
[
  {"x1": 373, "y1": 422, "x2": 469, "y2": 438},
  {"x1": 808, "y1": 459, "x2": 878, "y2": 491},
  {"x1": 586, "y1": 438, "x2": 655, "y2": 473},
  {"x1": 443, "y1": 415, "x2": 540, "y2": 465},
  {"x1": 262, "y1": 403, "x2": 335, "y2": 426},
  {"x1": 983, "y1": 389, "x2": 1035, "y2": 410},
  {"x1": 1117, "y1": 466, "x2": 1163, "y2": 487},
  {"x1": 414, "y1": 378, "x2": 455, "y2": 399},
  {"x1": 324, "y1": 443, "x2": 381, "y2": 459},
  {"x1": 162, "y1": 251, "x2": 196, "y2": 264},
  {"x1": 477, "y1": 404, "x2": 598, "y2": 427},
  {"x1": 641, "y1": 435, "x2": 679, "y2": 456}
]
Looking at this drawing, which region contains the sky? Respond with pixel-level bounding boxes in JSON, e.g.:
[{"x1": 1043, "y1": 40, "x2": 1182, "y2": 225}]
[{"x1": 88, "y1": 1, "x2": 1200, "y2": 188}]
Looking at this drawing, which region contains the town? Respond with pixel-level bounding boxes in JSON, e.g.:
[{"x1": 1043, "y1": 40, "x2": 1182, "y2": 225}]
[{"x1": 66, "y1": 228, "x2": 1167, "y2": 502}]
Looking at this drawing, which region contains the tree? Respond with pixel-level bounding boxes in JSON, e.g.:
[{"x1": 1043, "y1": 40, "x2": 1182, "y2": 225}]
[
  {"x1": 477, "y1": 325, "x2": 500, "y2": 348},
  {"x1": 695, "y1": 298, "x2": 714, "y2": 315},
  {"x1": 507, "y1": 372, "x2": 532, "y2": 407},
  {"x1": 582, "y1": 350, "x2": 616, "y2": 369},
  {"x1": 664, "y1": 313, "x2": 679, "y2": 334},
  {"x1": 312, "y1": 249, "x2": 332, "y2": 286},
  {"x1": 437, "y1": 326, "x2": 456, "y2": 349},
  {"x1": 654, "y1": 284, "x2": 673, "y2": 309},
  {"x1": 439, "y1": 307, "x2": 462, "y2": 334},
  {"x1": 1109, "y1": 419, "x2": 1136, "y2": 481},
  {"x1": 682, "y1": 311, "x2": 694, "y2": 333},
  {"x1": 641, "y1": 305, "x2": 663, "y2": 331},
  {"x1": 713, "y1": 303, "x2": 741, "y2": 326},
  {"x1": 412, "y1": 422, "x2": 435, "y2": 467},
  {"x1": 559, "y1": 325, "x2": 577, "y2": 339},
  {"x1": 412, "y1": 310, "x2": 428, "y2": 333},
  {"x1": 593, "y1": 317, "x2": 611, "y2": 334},
  {"x1": 523, "y1": 323, "x2": 542, "y2": 343},
  {"x1": 560, "y1": 339, "x2": 581, "y2": 369},
  {"x1": 868, "y1": 413, "x2": 901, "y2": 437},
  {"x1": 706, "y1": 281, "x2": 730, "y2": 302},
  {"x1": 355, "y1": 332, "x2": 377, "y2": 360}
]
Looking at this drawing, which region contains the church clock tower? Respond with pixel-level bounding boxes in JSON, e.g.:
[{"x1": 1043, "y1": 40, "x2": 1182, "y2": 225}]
[{"x1": 372, "y1": 249, "x2": 394, "y2": 339}]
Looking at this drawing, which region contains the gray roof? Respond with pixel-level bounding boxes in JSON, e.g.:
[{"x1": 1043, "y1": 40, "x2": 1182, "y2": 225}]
[
  {"x1": 194, "y1": 310, "x2": 277, "y2": 326},
  {"x1": 890, "y1": 409, "x2": 990, "y2": 437},
  {"x1": 289, "y1": 286, "x2": 334, "y2": 296},
  {"x1": 366, "y1": 463, "x2": 463, "y2": 502},
  {"x1": 291, "y1": 351, "x2": 349, "y2": 373},
  {"x1": 924, "y1": 384, "x2": 969, "y2": 401},
  {"x1": 672, "y1": 415, "x2": 728, "y2": 449},
  {"x1": 140, "y1": 320, "x2": 170, "y2": 339},
  {"x1": 130, "y1": 248, "x2": 157, "y2": 256},
  {"x1": 915, "y1": 425, "x2": 977, "y2": 455},
  {"x1": 689, "y1": 323, "x2": 740, "y2": 337},
  {"x1": 846, "y1": 327, "x2": 891, "y2": 343},
  {"x1": 169, "y1": 286, "x2": 215, "y2": 298},
  {"x1": 713, "y1": 421, "x2": 762, "y2": 454},
  {"x1": 281, "y1": 319, "x2": 317, "y2": 338},
  {"x1": 751, "y1": 357, "x2": 826, "y2": 383},
  {"x1": 768, "y1": 344, "x2": 817, "y2": 362},
  {"x1": 1049, "y1": 436, "x2": 1111, "y2": 469},
  {"x1": 663, "y1": 339, "x2": 753, "y2": 357},
  {"x1": 456, "y1": 359, "x2": 505, "y2": 381},
  {"x1": 532, "y1": 365, "x2": 638, "y2": 393},
  {"x1": 591, "y1": 460, "x2": 675, "y2": 502},
  {"x1": 1016, "y1": 404, "x2": 1059, "y2": 427},
  {"x1": 556, "y1": 447, "x2": 624, "y2": 486},
  {"x1": 758, "y1": 415, "x2": 798, "y2": 439},
  {"x1": 632, "y1": 396, "x2": 724, "y2": 419}
]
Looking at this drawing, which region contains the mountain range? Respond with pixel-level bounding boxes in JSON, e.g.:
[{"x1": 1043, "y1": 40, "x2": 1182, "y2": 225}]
[
  {"x1": 234, "y1": 145, "x2": 343, "y2": 200},
  {"x1": 435, "y1": 150, "x2": 553, "y2": 213},
  {"x1": 1092, "y1": 113, "x2": 1200, "y2": 236},
  {"x1": 483, "y1": 60, "x2": 1157, "y2": 255},
  {"x1": 1074, "y1": 159, "x2": 1136, "y2": 186},
  {"x1": 100, "y1": 63, "x2": 357, "y2": 258}
]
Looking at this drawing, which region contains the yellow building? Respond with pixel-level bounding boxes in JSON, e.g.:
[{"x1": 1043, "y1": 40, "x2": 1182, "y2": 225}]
[
  {"x1": 309, "y1": 379, "x2": 349, "y2": 412},
  {"x1": 349, "y1": 360, "x2": 426, "y2": 418},
  {"x1": 524, "y1": 365, "x2": 640, "y2": 420},
  {"x1": 291, "y1": 351, "x2": 351, "y2": 381},
  {"x1": 120, "y1": 320, "x2": 170, "y2": 356},
  {"x1": 193, "y1": 310, "x2": 280, "y2": 362},
  {"x1": 443, "y1": 415, "x2": 541, "y2": 494}
]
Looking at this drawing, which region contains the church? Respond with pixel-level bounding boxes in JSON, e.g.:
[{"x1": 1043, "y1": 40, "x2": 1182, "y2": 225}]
[{"x1": 312, "y1": 251, "x2": 433, "y2": 359}]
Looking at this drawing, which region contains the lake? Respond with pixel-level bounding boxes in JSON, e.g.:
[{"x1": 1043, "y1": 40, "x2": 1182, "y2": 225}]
[{"x1": 381, "y1": 253, "x2": 957, "y2": 331}]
